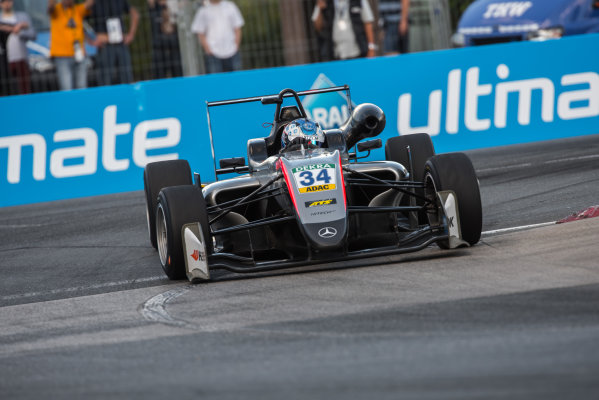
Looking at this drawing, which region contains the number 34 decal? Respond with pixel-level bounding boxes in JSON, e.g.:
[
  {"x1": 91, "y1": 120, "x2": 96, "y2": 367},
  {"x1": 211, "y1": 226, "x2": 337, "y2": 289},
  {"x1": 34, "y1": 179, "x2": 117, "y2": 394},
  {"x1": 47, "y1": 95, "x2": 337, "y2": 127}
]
[
  {"x1": 298, "y1": 169, "x2": 332, "y2": 186},
  {"x1": 292, "y1": 165, "x2": 337, "y2": 193}
]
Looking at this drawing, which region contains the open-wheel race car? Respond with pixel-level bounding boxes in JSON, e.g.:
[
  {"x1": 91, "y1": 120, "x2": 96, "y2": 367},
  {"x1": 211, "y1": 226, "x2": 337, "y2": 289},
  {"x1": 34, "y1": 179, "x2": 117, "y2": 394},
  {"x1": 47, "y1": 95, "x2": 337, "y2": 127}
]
[{"x1": 143, "y1": 86, "x2": 482, "y2": 282}]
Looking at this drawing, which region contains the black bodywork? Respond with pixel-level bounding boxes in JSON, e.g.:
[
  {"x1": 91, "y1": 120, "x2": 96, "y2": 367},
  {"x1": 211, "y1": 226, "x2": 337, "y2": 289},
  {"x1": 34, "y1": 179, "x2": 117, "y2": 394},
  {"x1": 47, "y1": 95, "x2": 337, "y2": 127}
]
[{"x1": 199, "y1": 86, "x2": 450, "y2": 275}]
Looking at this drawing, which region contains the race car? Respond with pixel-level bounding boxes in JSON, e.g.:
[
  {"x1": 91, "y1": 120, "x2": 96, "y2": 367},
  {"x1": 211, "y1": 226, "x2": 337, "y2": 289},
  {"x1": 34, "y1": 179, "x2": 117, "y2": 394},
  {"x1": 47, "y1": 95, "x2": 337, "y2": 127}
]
[{"x1": 143, "y1": 86, "x2": 483, "y2": 282}]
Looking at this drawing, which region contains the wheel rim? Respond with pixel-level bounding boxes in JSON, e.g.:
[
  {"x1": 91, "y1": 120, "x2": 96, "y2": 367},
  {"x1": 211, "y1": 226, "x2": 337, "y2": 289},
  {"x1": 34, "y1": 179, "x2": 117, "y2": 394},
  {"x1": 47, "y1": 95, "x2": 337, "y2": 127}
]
[
  {"x1": 156, "y1": 204, "x2": 168, "y2": 266},
  {"x1": 145, "y1": 201, "x2": 152, "y2": 243},
  {"x1": 144, "y1": 174, "x2": 152, "y2": 244},
  {"x1": 424, "y1": 172, "x2": 441, "y2": 227}
]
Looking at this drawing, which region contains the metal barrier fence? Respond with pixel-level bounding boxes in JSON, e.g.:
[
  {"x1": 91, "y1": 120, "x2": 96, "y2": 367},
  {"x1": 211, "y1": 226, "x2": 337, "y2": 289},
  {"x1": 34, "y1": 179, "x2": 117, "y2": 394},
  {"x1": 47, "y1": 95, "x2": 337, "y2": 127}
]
[{"x1": 0, "y1": 0, "x2": 474, "y2": 97}]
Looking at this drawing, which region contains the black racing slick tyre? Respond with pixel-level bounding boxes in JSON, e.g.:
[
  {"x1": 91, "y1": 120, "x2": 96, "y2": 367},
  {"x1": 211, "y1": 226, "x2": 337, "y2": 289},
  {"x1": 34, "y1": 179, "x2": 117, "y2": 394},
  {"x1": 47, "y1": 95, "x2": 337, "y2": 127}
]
[
  {"x1": 155, "y1": 185, "x2": 212, "y2": 280},
  {"x1": 385, "y1": 133, "x2": 435, "y2": 183},
  {"x1": 385, "y1": 133, "x2": 435, "y2": 224},
  {"x1": 144, "y1": 160, "x2": 192, "y2": 249},
  {"x1": 424, "y1": 153, "x2": 482, "y2": 248}
]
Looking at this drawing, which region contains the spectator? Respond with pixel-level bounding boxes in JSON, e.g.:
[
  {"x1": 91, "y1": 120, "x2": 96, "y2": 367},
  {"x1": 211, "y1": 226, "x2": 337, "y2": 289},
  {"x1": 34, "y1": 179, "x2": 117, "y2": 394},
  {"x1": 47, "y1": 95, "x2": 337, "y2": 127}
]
[
  {"x1": 90, "y1": 0, "x2": 139, "y2": 85},
  {"x1": 379, "y1": 0, "x2": 410, "y2": 54},
  {"x1": 148, "y1": 0, "x2": 181, "y2": 79},
  {"x1": 0, "y1": 27, "x2": 8, "y2": 95},
  {"x1": 312, "y1": 0, "x2": 376, "y2": 61},
  {"x1": 191, "y1": 0, "x2": 244, "y2": 74},
  {"x1": 397, "y1": 0, "x2": 410, "y2": 53},
  {"x1": 0, "y1": 0, "x2": 36, "y2": 94},
  {"x1": 48, "y1": 0, "x2": 92, "y2": 91}
]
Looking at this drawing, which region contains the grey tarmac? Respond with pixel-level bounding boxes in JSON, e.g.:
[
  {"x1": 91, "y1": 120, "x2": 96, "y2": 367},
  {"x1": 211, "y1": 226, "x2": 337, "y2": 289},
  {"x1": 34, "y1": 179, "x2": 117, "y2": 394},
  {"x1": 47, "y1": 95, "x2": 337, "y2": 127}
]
[{"x1": 1, "y1": 134, "x2": 598, "y2": 399}]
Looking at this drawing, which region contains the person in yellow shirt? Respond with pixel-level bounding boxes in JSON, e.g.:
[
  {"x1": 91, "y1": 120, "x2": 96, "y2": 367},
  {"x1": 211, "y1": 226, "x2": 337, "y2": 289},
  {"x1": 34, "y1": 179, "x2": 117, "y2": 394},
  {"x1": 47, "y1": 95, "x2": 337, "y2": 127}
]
[{"x1": 48, "y1": 0, "x2": 93, "y2": 90}]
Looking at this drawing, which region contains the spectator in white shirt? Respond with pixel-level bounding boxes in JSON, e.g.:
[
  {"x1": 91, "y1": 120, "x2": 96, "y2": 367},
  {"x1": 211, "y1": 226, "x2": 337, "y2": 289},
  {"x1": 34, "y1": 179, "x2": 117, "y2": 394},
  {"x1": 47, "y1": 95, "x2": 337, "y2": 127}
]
[{"x1": 191, "y1": 0, "x2": 244, "y2": 73}]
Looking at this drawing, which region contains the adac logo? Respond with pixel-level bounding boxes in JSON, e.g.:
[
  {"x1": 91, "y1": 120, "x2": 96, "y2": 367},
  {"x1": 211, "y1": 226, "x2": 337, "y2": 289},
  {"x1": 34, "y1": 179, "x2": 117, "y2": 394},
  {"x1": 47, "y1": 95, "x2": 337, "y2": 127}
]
[
  {"x1": 299, "y1": 184, "x2": 336, "y2": 193},
  {"x1": 302, "y1": 73, "x2": 356, "y2": 129},
  {"x1": 190, "y1": 249, "x2": 204, "y2": 262},
  {"x1": 305, "y1": 198, "x2": 337, "y2": 208}
]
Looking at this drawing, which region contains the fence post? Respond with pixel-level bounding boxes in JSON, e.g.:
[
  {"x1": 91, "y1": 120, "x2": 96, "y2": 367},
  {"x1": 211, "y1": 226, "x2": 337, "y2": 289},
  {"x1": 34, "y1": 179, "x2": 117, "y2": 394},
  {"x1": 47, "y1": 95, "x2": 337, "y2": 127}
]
[{"x1": 177, "y1": 0, "x2": 204, "y2": 76}]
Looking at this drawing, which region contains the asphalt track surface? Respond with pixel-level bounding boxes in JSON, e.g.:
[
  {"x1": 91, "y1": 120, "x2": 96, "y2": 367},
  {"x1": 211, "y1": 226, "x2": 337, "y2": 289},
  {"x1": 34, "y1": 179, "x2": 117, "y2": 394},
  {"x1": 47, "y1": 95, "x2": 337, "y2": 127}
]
[{"x1": 1, "y1": 134, "x2": 598, "y2": 399}]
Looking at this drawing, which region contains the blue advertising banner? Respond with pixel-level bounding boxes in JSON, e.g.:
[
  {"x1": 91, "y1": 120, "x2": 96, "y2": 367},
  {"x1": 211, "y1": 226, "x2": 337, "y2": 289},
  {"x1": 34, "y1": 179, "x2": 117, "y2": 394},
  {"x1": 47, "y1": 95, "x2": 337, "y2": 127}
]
[{"x1": 1, "y1": 33, "x2": 598, "y2": 207}]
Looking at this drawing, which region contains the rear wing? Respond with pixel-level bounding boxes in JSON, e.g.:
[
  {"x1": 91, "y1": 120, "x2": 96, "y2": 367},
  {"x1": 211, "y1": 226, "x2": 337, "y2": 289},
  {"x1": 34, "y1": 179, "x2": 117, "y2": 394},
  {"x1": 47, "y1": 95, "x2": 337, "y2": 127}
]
[{"x1": 205, "y1": 85, "x2": 352, "y2": 180}]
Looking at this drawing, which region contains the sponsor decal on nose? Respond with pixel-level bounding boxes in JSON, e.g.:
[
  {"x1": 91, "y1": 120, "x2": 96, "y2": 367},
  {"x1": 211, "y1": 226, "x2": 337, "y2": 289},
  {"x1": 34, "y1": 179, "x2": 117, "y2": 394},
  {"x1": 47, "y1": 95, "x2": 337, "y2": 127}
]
[
  {"x1": 305, "y1": 198, "x2": 337, "y2": 207},
  {"x1": 299, "y1": 184, "x2": 336, "y2": 193},
  {"x1": 318, "y1": 226, "x2": 337, "y2": 238}
]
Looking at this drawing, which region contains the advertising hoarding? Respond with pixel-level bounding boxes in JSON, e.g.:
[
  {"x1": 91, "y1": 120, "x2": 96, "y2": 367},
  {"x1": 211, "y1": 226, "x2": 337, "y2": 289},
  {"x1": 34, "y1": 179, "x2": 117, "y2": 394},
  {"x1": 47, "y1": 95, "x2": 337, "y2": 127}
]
[{"x1": 1, "y1": 34, "x2": 598, "y2": 207}]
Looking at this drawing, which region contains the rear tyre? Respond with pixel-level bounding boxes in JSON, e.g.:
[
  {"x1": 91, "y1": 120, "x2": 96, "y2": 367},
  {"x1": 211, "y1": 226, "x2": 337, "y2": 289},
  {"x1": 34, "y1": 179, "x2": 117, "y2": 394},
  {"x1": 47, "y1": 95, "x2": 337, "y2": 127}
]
[
  {"x1": 423, "y1": 153, "x2": 482, "y2": 248},
  {"x1": 156, "y1": 185, "x2": 212, "y2": 280},
  {"x1": 144, "y1": 160, "x2": 192, "y2": 249},
  {"x1": 385, "y1": 133, "x2": 435, "y2": 182},
  {"x1": 385, "y1": 134, "x2": 435, "y2": 224}
]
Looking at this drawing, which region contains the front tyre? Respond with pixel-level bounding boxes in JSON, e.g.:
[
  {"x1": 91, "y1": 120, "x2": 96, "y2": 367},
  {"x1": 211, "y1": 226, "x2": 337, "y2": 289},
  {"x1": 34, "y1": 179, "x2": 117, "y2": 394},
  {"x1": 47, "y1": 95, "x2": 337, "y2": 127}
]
[
  {"x1": 156, "y1": 185, "x2": 212, "y2": 280},
  {"x1": 424, "y1": 153, "x2": 482, "y2": 247},
  {"x1": 144, "y1": 160, "x2": 192, "y2": 249}
]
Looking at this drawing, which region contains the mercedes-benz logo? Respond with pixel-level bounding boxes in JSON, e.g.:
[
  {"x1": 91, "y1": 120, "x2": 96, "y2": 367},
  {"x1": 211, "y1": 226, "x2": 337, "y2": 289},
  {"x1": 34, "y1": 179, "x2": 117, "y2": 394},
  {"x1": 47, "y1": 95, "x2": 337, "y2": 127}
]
[{"x1": 318, "y1": 226, "x2": 337, "y2": 238}]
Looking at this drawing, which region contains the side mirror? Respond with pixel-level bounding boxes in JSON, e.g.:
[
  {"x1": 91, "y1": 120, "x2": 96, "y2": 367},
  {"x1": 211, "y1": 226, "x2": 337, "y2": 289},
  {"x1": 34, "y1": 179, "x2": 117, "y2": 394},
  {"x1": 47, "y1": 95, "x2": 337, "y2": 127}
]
[
  {"x1": 350, "y1": 139, "x2": 382, "y2": 162},
  {"x1": 219, "y1": 157, "x2": 246, "y2": 169},
  {"x1": 357, "y1": 138, "x2": 382, "y2": 153}
]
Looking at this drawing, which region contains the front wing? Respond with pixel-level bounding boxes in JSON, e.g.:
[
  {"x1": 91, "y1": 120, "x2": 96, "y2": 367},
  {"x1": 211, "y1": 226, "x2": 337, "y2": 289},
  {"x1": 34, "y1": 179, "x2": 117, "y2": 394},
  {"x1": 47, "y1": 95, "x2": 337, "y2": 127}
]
[{"x1": 183, "y1": 166, "x2": 466, "y2": 280}]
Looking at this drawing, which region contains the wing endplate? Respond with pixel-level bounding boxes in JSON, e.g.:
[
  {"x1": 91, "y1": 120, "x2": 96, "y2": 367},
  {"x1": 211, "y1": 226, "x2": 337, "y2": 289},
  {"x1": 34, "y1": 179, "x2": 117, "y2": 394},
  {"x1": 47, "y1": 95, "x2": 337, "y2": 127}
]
[{"x1": 182, "y1": 223, "x2": 210, "y2": 281}]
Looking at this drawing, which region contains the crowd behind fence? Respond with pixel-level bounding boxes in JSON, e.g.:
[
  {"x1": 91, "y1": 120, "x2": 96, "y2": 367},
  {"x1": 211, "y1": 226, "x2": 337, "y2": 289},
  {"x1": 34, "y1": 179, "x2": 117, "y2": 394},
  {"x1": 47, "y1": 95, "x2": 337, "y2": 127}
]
[{"x1": 0, "y1": 0, "x2": 476, "y2": 97}]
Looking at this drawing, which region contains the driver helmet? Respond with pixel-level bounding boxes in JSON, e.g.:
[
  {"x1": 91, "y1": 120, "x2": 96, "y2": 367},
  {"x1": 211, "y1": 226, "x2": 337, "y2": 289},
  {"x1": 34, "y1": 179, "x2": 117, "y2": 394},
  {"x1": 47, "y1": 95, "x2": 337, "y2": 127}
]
[{"x1": 281, "y1": 118, "x2": 325, "y2": 150}]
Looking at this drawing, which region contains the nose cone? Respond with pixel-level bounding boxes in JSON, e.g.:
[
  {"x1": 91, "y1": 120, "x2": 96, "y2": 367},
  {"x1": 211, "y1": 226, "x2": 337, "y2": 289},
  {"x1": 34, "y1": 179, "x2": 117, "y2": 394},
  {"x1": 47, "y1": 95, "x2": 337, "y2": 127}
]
[{"x1": 303, "y1": 219, "x2": 347, "y2": 251}]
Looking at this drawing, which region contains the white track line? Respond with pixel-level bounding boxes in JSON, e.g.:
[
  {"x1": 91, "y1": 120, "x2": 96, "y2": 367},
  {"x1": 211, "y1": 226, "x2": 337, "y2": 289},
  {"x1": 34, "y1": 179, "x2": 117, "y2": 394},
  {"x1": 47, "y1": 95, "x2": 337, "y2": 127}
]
[
  {"x1": 477, "y1": 163, "x2": 533, "y2": 173},
  {"x1": 0, "y1": 275, "x2": 165, "y2": 302},
  {"x1": 481, "y1": 221, "x2": 556, "y2": 236},
  {"x1": 476, "y1": 153, "x2": 599, "y2": 174},
  {"x1": 0, "y1": 224, "x2": 44, "y2": 229},
  {"x1": 543, "y1": 154, "x2": 599, "y2": 164}
]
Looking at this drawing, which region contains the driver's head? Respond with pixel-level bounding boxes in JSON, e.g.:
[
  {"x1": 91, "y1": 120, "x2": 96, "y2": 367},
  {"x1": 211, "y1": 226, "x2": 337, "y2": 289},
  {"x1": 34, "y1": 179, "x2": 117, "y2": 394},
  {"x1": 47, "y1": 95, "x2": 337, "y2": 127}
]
[{"x1": 281, "y1": 118, "x2": 325, "y2": 150}]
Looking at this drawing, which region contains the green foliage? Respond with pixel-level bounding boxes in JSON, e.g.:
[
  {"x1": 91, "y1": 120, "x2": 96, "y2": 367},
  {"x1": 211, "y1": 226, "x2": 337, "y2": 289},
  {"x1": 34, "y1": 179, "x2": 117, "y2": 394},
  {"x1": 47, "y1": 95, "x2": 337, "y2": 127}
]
[
  {"x1": 237, "y1": 0, "x2": 284, "y2": 69},
  {"x1": 130, "y1": 0, "x2": 153, "y2": 81},
  {"x1": 449, "y1": 0, "x2": 476, "y2": 29}
]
